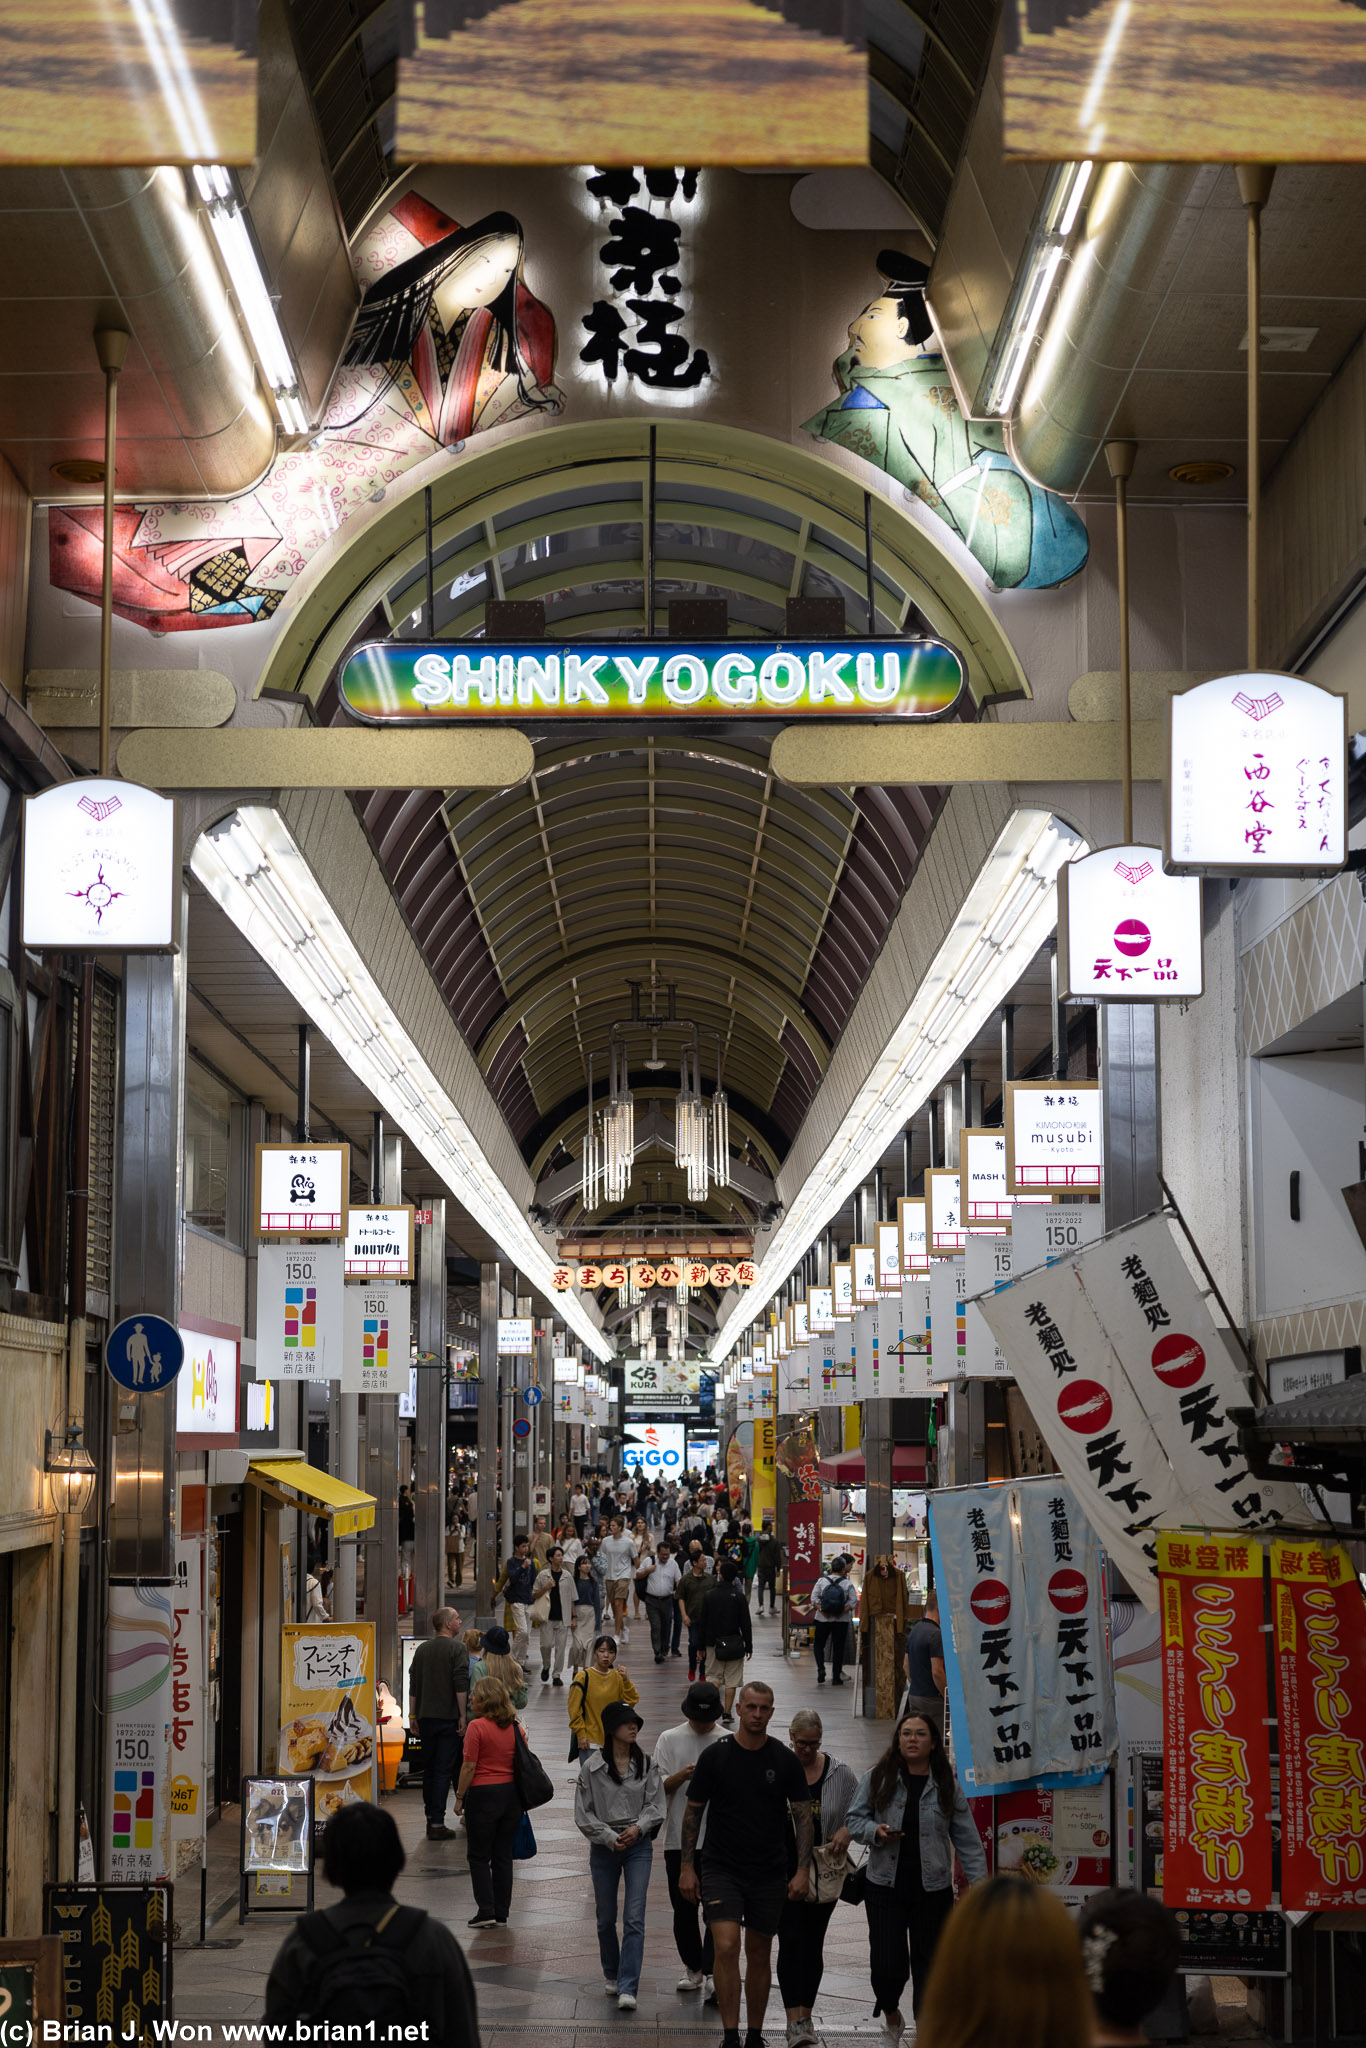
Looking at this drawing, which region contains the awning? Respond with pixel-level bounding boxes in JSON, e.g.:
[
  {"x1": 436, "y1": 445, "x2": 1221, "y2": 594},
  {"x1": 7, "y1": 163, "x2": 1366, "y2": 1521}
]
[
  {"x1": 247, "y1": 1457, "x2": 376, "y2": 1536},
  {"x1": 819, "y1": 1447, "x2": 926, "y2": 1485}
]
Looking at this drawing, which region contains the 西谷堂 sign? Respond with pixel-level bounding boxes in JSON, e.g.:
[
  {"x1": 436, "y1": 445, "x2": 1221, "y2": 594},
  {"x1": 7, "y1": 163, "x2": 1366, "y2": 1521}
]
[{"x1": 339, "y1": 641, "x2": 965, "y2": 723}]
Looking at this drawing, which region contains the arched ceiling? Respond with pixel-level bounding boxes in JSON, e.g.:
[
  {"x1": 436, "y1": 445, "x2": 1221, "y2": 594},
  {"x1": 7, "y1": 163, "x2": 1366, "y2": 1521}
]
[{"x1": 263, "y1": 419, "x2": 1026, "y2": 1256}]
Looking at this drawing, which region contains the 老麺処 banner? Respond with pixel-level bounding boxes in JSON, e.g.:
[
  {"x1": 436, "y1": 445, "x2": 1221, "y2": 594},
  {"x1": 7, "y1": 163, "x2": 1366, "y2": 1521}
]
[
  {"x1": 339, "y1": 640, "x2": 965, "y2": 723},
  {"x1": 1157, "y1": 1533, "x2": 1272, "y2": 1911},
  {"x1": 1272, "y1": 1539, "x2": 1366, "y2": 1910}
]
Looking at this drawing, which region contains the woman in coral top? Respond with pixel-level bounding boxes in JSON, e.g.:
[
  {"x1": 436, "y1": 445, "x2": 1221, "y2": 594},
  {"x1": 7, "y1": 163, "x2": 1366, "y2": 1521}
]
[{"x1": 455, "y1": 1677, "x2": 523, "y2": 1929}]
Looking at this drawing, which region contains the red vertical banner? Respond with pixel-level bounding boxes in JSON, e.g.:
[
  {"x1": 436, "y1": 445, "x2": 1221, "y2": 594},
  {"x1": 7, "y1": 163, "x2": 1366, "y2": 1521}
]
[
  {"x1": 1158, "y1": 1533, "x2": 1272, "y2": 1909},
  {"x1": 1273, "y1": 1539, "x2": 1366, "y2": 1909},
  {"x1": 787, "y1": 1502, "x2": 821, "y2": 1626}
]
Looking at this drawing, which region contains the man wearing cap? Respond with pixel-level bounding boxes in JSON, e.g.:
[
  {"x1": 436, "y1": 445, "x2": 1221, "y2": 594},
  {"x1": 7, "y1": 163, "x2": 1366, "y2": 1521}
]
[
  {"x1": 803, "y1": 251, "x2": 1089, "y2": 592},
  {"x1": 653, "y1": 1682, "x2": 724, "y2": 1997}
]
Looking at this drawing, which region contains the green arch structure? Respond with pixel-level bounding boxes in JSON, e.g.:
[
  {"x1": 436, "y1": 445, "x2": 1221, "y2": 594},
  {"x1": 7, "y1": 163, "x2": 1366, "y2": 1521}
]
[{"x1": 254, "y1": 418, "x2": 1031, "y2": 713}]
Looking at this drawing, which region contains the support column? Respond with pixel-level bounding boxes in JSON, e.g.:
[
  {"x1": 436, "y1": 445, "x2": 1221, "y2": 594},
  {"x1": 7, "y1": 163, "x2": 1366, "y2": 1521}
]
[
  {"x1": 859, "y1": 1179, "x2": 893, "y2": 1565},
  {"x1": 1100, "y1": 1005, "x2": 1161, "y2": 1228},
  {"x1": 366, "y1": 1138, "x2": 402, "y2": 1689},
  {"x1": 109, "y1": 946, "x2": 186, "y2": 1581},
  {"x1": 534, "y1": 1322, "x2": 553, "y2": 1520},
  {"x1": 475, "y1": 1262, "x2": 500, "y2": 1620},
  {"x1": 413, "y1": 1199, "x2": 447, "y2": 1636}
]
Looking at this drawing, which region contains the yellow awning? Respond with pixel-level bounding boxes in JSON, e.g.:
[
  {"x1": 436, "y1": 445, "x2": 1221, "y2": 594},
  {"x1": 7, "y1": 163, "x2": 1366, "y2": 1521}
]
[{"x1": 247, "y1": 1457, "x2": 376, "y2": 1536}]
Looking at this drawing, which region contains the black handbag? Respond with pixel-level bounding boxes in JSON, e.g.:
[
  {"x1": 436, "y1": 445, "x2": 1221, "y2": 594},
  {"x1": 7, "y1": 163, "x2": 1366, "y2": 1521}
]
[
  {"x1": 841, "y1": 1859, "x2": 868, "y2": 1907},
  {"x1": 712, "y1": 1632, "x2": 748, "y2": 1661},
  {"x1": 512, "y1": 1725, "x2": 555, "y2": 1810}
]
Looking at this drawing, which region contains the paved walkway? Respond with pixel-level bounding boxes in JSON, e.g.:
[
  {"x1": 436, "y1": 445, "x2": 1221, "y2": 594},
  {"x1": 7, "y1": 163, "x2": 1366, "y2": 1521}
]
[{"x1": 176, "y1": 1613, "x2": 892, "y2": 2045}]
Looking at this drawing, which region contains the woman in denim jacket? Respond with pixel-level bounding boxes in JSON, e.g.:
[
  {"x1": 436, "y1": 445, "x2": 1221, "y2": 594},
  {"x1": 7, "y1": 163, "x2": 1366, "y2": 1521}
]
[{"x1": 846, "y1": 1713, "x2": 986, "y2": 2037}]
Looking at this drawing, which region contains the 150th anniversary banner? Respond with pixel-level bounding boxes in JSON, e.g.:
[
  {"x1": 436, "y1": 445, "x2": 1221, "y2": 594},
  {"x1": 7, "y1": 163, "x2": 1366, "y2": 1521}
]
[{"x1": 339, "y1": 639, "x2": 966, "y2": 722}]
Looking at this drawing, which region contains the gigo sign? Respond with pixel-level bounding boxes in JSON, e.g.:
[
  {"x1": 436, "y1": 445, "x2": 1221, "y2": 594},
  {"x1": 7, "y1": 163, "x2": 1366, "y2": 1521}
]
[
  {"x1": 622, "y1": 1421, "x2": 685, "y2": 1472},
  {"x1": 1057, "y1": 844, "x2": 1204, "y2": 1000},
  {"x1": 1167, "y1": 672, "x2": 1346, "y2": 877},
  {"x1": 339, "y1": 640, "x2": 966, "y2": 723}
]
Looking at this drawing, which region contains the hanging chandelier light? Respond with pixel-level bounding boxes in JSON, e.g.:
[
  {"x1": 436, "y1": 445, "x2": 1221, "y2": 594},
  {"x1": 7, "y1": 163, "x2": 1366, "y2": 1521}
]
[
  {"x1": 581, "y1": 1050, "x2": 602, "y2": 1210},
  {"x1": 603, "y1": 1034, "x2": 634, "y2": 1203},
  {"x1": 676, "y1": 1035, "x2": 710, "y2": 1203}
]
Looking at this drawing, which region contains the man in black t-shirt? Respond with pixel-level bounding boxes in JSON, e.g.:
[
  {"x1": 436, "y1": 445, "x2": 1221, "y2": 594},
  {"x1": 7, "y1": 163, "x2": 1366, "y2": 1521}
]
[{"x1": 679, "y1": 1681, "x2": 812, "y2": 2048}]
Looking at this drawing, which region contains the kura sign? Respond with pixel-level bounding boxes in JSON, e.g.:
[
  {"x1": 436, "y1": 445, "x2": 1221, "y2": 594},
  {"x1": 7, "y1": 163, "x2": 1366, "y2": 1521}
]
[{"x1": 621, "y1": 1422, "x2": 685, "y2": 1472}]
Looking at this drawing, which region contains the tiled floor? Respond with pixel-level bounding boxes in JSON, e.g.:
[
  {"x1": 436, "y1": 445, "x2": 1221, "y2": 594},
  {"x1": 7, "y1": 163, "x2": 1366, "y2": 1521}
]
[{"x1": 177, "y1": 1612, "x2": 890, "y2": 2046}]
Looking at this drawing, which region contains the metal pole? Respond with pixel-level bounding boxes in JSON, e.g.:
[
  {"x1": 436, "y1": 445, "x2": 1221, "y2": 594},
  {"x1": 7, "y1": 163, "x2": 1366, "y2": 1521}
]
[
  {"x1": 1236, "y1": 166, "x2": 1275, "y2": 670},
  {"x1": 424, "y1": 485, "x2": 435, "y2": 638},
  {"x1": 1050, "y1": 940, "x2": 1067, "y2": 1081},
  {"x1": 864, "y1": 491, "x2": 877, "y2": 635},
  {"x1": 1105, "y1": 439, "x2": 1137, "y2": 844},
  {"x1": 296, "y1": 1025, "x2": 310, "y2": 1142},
  {"x1": 645, "y1": 424, "x2": 657, "y2": 639},
  {"x1": 94, "y1": 329, "x2": 129, "y2": 780},
  {"x1": 475, "y1": 1262, "x2": 500, "y2": 1620},
  {"x1": 59, "y1": 961, "x2": 93, "y2": 1882},
  {"x1": 413, "y1": 1200, "x2": 447, "y2": 1636}
]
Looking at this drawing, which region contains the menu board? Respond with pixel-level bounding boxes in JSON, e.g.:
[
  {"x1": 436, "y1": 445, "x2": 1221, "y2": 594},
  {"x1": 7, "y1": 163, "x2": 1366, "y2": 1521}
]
[
  {"x1": 1135, "y1": 1755, "x2": 1287, "y2": 1975},
  {"x1": 995, "y1": 1780, "x2": 1114, "y2": 1910}
]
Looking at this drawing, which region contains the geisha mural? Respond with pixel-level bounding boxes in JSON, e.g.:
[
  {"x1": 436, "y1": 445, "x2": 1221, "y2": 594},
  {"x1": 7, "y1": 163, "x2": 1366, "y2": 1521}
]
[
  {"x1": 803, "y1": 252, "x2": 1089, "y2": 592},
  {"x1": 49, "y1": 193, "x2": 560, "y2": 633}
]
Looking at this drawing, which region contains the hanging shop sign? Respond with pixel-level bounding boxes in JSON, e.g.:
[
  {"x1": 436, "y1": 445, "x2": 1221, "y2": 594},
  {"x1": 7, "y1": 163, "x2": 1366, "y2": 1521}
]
[
  {"x1": 960, "y1": 1128, "x2": 1012, "y2": 1227},
  {"x1": 22, "y1": 779, "x2": 178, "y2": 953},
  {"x1": 1010, "y1": 1200, "x2": 1104, "y2": 1274},
  {"x1": 927, "y1": 1167, "x2": 966, "y2": 1254},
  {"x1": 257, "y1": 1241, "x2": 345, "y2": 1381},
  {"x1": 497, "y1": 1317, "x2": 533, "y2": 1355},
  {"x1": 1272, "y1": 1538, "x2": 1366, "y2": 1910},
  {"x1": 1166, "y1": 673, "x2": 1347, "y2": 877},
  {"x1": 852, "y1": 1241, "x2": 878, "y2": 1305},
  {"x1": 106, "y1": 1312, "x2": 183, "y2": 1394},
  {"x1": 874, "y1": 1220, "x2": 901, "y2": 1295},
  {"x1": 0, "y1": 1938, "x2": 63, "y2": 2025},
  {"x1": 808, "y1": 1285, "x2": 835, "y2": 1333},
  {"x1": 962, "y1": 1236, "x2": 1013, "y2": 1378},
  {"x1": 552, "y1": 1256, "x2": 754, "y2": 1293},
  {"x1": 343, "y1": 1205, "x2": 414, "y2": 1279},
  {"x1": 898, "y1": 1195, "x2": 929, "y2": 1274},
  {"x1": 171, "y1": 1537, "x2": 207, "y2": 1873},
  {"x1": 832, "y1": 1259, "x2": 854, "y2": 1318},
  {"x1": 1005, "y1": 1080, "x2": 1103, "y2": 1194},
  {"x1": 930, "y1": 1478, "x2": 1115, "y2": 1797},
  {"x1": 787, "y1": 1500, "x2": 821, "y2": 1626},
  {"x1": 339, "y1": 639, "x2": 966, "y2": 725},
  {"x1": 1057, "y1": 845, "x2": 1204, "y2": 1000},
  {"x1": 105, "y1": 1584, "x2": 173, "y2": 1882},
  {"x1": 278, "y1": 1623, "x2": 378, "y2": 1822},
  {"x1": 976, "y1": 1216, "x2": 1302, "y2": 1606},
  {"x1": 1157, "y1": 1533, "x2": 1273, "y2": 1909},
  {"x1": 622, "y1": 1421, "x2": 686, "y2": 1472},
  {"x1": 174, "y1": 1322, "x2": 238, "y2": 1446},
  {"x1": 625, "y1": 1359, "x2": 699, "y2": 1402},
  {"x1": 927, "y1": 1259, "x2": 967, "y2": 1378},
  {"x1": 255, "y1": 1143, "x2": 349, "y2": 1239},
  {"x1": 341, "y1": 1283, "x2": 410, "y2": 1395}
]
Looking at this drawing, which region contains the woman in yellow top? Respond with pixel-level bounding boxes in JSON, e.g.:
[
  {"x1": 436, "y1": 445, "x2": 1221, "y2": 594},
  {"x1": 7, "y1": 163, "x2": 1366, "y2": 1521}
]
[{"x1": 568, "y1": 1634, "x2": 639, "y2": 1757}]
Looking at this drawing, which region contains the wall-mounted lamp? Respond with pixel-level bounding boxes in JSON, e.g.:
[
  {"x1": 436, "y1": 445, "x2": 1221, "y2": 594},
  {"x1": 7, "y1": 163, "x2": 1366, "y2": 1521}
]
[{"x1": 45, "y1": 1424, "x2": 98, "y2": 1517}]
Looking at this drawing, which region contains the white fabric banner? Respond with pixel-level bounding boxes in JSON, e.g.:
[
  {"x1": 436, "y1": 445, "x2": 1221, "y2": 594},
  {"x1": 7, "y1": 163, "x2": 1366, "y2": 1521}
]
[
  {"x1": 341, "y1": 1281, "x2": 410, "y2": 1393},
  {"x1": 931, "y1": 1478, "x2": 1116, "y2": 1793},
  {"x1": 257, "y1": 1240, "x2": 345, "y2": 1380},
  {"x1": 780, "y1": 1343, "x2": 811, "y2": 1404},
  {"x1": 927, "y1": 1259, "x2": 966, "y2": 1380},
  {"x1": 813, "y1": 1332, "x2": 853, "y2": 1409},
  {"x1": 975, "y1": 1214, "x2": 1300, "y2": 1605},
  {"x1": 963, "y1": 1236, "x2": 1012, "y2": 1378}
]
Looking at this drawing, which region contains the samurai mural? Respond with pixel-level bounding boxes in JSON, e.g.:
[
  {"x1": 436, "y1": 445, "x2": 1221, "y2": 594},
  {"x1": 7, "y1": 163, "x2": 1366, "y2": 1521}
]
[
  {"x1": 48, "y1": 193, "x2": 560, "y2": 633},
  {"x1": 803, "y1": 252, "x2": 1089, "y2": 592}
]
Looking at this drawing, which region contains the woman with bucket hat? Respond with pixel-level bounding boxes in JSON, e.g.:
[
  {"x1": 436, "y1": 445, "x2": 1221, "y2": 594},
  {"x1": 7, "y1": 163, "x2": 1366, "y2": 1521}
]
[{"x1": 574, "y1": 1700, "x2": 666, "y2": 2012}]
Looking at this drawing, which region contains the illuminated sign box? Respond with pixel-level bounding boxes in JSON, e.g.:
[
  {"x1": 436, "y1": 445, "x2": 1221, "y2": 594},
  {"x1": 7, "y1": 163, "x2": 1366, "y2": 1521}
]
[
  {"x1": 343, "y1": 1205, "x2": 414, "y2": 1279},
  {"x1": 22, "y1": 779, "x2": 178, "y2": 953},
  {"x1": 339, "y1": 640, "x2": 966, "y2": 724},
  {"x1": 176, "y1": 1322, "x2": 239, "y2": 1446},
  {"x1": 1005, "y1": 1080, "x2": 1104, "y2": 1193},
  {"x1": 1057, "y1": 845, "x2": 1204, "y2": 1001},
  {"x1": 256, "y1": 1144, "x2": 349, "y2": 1239},
  {"x1": 926, "y1": 1167, "x2": 965, "y2": 1254},
  {"x1": 1166, "y1": 672, "x2": 1347, "y2": 878}
]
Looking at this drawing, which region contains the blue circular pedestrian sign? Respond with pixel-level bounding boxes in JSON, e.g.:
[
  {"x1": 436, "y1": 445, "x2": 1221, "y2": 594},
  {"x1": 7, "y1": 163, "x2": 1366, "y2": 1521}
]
[
  {"x1": 523, "y1": 1385, "x2": 544, "y2": 1407},
  {"x1": 106, "y1": 1313, "x2": 184, "y2": 1392},
  {"x1": 512, "y1": 1417, "x2": 532, "y2": 1439}
]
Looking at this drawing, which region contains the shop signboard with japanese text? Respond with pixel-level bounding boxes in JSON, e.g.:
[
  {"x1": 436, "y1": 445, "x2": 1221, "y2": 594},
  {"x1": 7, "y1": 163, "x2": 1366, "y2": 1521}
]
[
  {"x1": 1167, "y1": 674, "x2": 1346, "y2": 878},
  {"x1": 1010, "y1": 1201, "x2": 1104, "y2": 1273},
  {"x1": 170, "y1": 1538, "x2": 207, "y2": 1877},
  {"x1": 1057, "y1": 845, "x2": 1203, "y2": 1000},
  {"x1": 898, "y1": 1196, "x2": 929, "y2": 1274},
  {"x1": 343, "y1": 1205, "x2": 414, "y2": 1279},
  {"x1": 926, "y1": 1167, "x2": 965, "y2": 1254},
  {"x1": 997, "y1": 1782, "x2": 1114, "y2": 1909},
  {"x1": 1272, "y1": 1538, "x2": 1366, "y2": 1909},
  {"x1": 1005, "y1": 1081, "x2": 1103, "y2": 1193},
  {"x1": 22, "y1": 779, "x2": 178, "y2": 953},
  {"x1": 930, "y1": 1479, "x2": 1114, "y2": 1797},
  {"x1": 787, "y1": 1501, "x2": 821, "y2": 1627},
  {"x1": 175, "y1": 1322, "x2": 239, "y2": 1448},
  {"x1": 257, "y1": 1242, "x2": 345, "y2": 1380},
  {"x1": 961, "y1": 1128, "x2": 1012, "y2": 1226},
  {"x1": 278, "y1": 1623, "x2": 377, "y2": 1828},
  {"x1": 255, "y1": 1143, "x2": 349, "y2": 1238},
  {"x1": 1158, "y1": 1534, "x2": 1273, "y2": 1910}
]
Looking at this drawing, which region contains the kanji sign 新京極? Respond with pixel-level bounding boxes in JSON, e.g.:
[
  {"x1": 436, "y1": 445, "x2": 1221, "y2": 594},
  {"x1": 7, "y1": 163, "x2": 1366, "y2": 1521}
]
[
  {"x1": 1005, "y1": 1081, "x2": 1103, "y2": 1193},
  {"x1": 255, "y1": 1143, "x2": 349, "y2": 1238},
  {"x1": 342, "y1": 1283, "x2": 410, "y2": 1395},
  {"x1": 1167, "y1": 672, "x2": 1347, "y2": 877},
  {"x1": 257, "y1": 1242, "x2": 345, "y2": 1381},
  {"x1": 1057, "y1": 844, "x2": 1204, "y2": 1000},
  {"x1": 1272, "y1": 1539, "x2": 1366, "y2": 1909},
  {"x1": 1158, "y1": 1534, "x2": 1272, "y2": 1910}
]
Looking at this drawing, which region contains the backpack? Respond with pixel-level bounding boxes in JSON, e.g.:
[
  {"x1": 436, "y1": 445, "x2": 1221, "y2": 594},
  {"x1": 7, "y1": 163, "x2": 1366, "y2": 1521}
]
[
  {"x1": 296, "y1": 1903, "x2": 429, "y2": 2026},
  {"x1": 818, "y1": 1577, "x2": 847, "y2": 1618}
]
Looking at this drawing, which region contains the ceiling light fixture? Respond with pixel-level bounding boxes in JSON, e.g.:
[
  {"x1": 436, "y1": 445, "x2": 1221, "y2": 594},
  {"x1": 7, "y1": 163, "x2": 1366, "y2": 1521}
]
[
  {"x1": 709, "y1": 808, "x2": 1083, "y2": 1366},
  {"x1": 191, "y1": 165, "x2": 311, "y2": 437},
  {"x1": 976, "y1": 161, "x2": 1094, "y2": 419},
  {"x1": 193, "y1": 807, "x2": 613, "y2": 1363}
]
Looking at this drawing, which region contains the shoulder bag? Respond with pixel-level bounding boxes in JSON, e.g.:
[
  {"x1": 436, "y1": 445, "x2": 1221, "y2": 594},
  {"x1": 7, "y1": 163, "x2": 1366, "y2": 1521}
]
[
  {"x1": 809, "y1": 1840, "x2": 851, "y2": 1903},
  {"x1": 512, "y1": 1723, "x2": 555, "y2": 1810},
  {"x1": 567, "y1": 1670, "x2": 590, "y2": 1761},
  {"x1": 840, "y1": 1848, "x2": 869, "y2": 1907},
  {"x1": 529, "y1": 1588, "x2": 552, "y2": 1627}
]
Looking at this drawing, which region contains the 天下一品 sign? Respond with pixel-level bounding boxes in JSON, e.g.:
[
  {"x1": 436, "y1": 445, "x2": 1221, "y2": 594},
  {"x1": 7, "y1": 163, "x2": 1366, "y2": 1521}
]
[{"x1": 340, "y1": 640, "x2": 965, "y2": 723}]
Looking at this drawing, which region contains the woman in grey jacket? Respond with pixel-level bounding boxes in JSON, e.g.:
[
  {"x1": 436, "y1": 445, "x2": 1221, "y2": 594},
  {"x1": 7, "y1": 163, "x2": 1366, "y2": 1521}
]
[
  {"x1": 846, "y1": 1712, "x2": 986, "y2": 2036},
  {"x1": 574, "y1": 1700, "x2": 666, "y2": 2013}
]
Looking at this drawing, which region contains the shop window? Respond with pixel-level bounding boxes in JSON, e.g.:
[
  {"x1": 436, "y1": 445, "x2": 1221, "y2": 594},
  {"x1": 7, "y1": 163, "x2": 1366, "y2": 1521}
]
[{"x1": 185, "y1": 1062, "x2": 237, "y2": 1241}]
